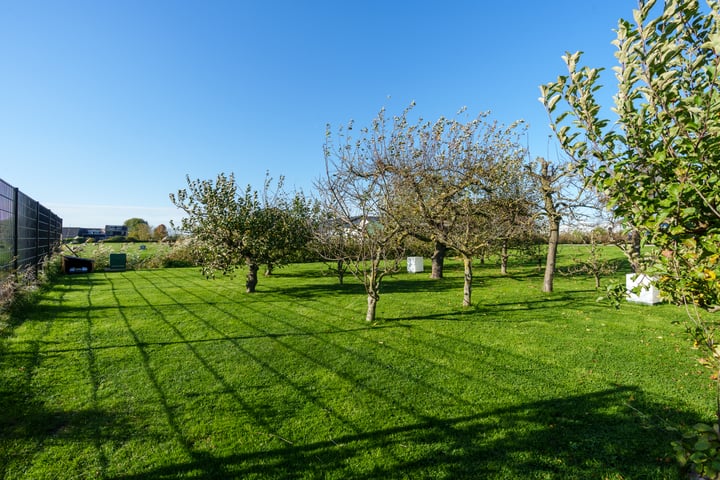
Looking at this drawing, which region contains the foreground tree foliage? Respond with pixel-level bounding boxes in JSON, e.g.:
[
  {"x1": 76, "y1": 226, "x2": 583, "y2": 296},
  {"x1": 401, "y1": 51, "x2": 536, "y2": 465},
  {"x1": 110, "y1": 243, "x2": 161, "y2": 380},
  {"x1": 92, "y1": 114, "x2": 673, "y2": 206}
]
[
  {"x1": 542, "y1": 0, "x2": 720, "y2": 475},
  {"x1": 170, "y1": 173, "x2": 314, "y2": 293}
]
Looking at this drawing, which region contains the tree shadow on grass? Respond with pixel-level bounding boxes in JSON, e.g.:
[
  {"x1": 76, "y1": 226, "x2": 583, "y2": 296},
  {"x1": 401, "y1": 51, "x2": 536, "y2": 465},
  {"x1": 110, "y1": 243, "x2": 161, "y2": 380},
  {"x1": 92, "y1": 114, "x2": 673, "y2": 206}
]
[
  {"x1": 387, "y1": 291, "x2": 604, "y2": 323},
  {"x1": 270, "y1": 275, "x2": 464, "y2": 300},
  {"x1": 271, "y1": 281, "x2": 365, "y2": 299},
  {"x1": 480, "y1": 293, "x2": 595, "y2": 313},
  {"x1": 2, "y1": 328, "x2": 697, "y2": 479},
  {"x1": 2, "y1": 269, "x2": 700, "y2": 479},
  {"x1": 0, "y1": 343, "x2": 136, "y2": 479},
  {"x1": 3, "y1": 324, "x2": 405, "y2": 356},
  {"x1": 383, "y1": 276, "x2": 465, "y2": 295},
  {"x1": 108, "y1": 386, "x2": 695, "y2": 479},
  {"x1": 56, "y1": 273, "x2": 112, "y2": 287}
]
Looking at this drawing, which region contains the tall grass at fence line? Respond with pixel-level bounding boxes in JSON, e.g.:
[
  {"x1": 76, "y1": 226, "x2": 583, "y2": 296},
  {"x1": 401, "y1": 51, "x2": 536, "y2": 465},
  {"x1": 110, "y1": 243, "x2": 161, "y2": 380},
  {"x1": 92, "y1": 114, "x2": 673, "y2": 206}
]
[{"x1": 0, "y1": 254, "x2": 63, "y2": 336}]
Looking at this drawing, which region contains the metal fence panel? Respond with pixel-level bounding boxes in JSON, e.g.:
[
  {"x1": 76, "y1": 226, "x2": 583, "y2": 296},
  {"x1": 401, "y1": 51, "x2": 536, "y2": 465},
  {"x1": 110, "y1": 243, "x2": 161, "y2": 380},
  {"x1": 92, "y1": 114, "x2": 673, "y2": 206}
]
[
  {"x1": 0, "y1": 181, "x2": 14, "y2": 272},
  {"x1": 17, "y1": 190, "x2": 38, "y2": 270},
  {"x1": 0, "y1": 178, "x2": 62, "y2": 274}
]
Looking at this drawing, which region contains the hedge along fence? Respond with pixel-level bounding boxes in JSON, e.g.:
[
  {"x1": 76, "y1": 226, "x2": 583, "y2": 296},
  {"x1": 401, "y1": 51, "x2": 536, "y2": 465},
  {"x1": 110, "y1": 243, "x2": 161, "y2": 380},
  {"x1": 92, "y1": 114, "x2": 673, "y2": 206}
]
[{"x1": 0, "y1": 178, "x2": 62, "y2": 276}]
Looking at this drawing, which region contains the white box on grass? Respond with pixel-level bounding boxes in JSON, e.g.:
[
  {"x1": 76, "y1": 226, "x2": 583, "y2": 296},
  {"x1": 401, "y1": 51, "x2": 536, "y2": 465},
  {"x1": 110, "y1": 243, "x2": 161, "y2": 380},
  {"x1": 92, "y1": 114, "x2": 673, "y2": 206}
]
[
  {"x1": 626, "y1": 273, "x2": 661, "y2": 305},
  {"x1": 407, "y1": 257, "x2": 424, "y2": 273}
]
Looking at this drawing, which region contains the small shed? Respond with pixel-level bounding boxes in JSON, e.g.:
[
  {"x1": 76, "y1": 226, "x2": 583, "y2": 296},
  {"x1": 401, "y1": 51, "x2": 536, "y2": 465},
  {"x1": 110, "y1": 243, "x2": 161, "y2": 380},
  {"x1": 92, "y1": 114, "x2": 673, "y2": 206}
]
[{"x1": 62, "y1": 256, "x2": 95, "y2": 274}]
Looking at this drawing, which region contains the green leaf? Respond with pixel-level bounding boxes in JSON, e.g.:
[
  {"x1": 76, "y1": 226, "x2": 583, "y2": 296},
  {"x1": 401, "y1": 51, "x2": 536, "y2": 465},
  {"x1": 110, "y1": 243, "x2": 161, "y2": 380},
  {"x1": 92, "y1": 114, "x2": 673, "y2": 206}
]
[
  {"x1": 695, "y1": 423, "x2": 716, "y2": 433},
  {"x1": 690, "y1": 451, "x2": 708, "y2": 462},
  {"x1": 546, "y1": 93, "x2": 562, "y2": 112},
  {"x1": 695, "y1": 438, "x2": 712, "y2": 451}
]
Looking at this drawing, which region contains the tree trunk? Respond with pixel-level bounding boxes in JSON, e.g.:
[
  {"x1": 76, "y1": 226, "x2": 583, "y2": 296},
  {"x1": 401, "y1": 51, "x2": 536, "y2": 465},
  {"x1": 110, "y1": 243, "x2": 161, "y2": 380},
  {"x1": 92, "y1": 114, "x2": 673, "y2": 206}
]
[
  {"x1": 337, "y1": 259, "x2": 345, "y2": 285},
  {"x1": 500, "y1": 240, "x2": 509, "y2": 275},
  {"x1": 366, "y1": 294, "x2": 378, "y2": 322},
  {"x1": 264, "y1": 263, "x2": 273, "y2": 276},
  {"x1": 246, "y1": 261, "x2": 259, "y2": 293},
  {"x1": 630, "y1": 229, "x2": 641, "y2": 273},
  {"x1": 430, "y1": 241, "x2": 447, "y2": 279},
  {"x1": 365, "y1": 257, "x2": 381, "y2": 322},
  {"x1": 538, "y1": 157, "x2": 561, "y2": 294},
  {"x1": 594, "y1": 273, "x2": 601, "y2": 290},
  {"x1": 463, "y1": 256, "x2": 473, "y2": 307},
  {"x1": 543, "y1": 219, "x2": 560, "y2": 293}
]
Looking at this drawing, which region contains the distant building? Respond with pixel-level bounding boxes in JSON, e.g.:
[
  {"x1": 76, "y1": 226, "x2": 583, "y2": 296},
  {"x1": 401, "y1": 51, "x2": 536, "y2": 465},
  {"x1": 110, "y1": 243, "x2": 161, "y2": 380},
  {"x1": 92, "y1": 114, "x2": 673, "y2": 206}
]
[
  {"x1": 105, "y1": 225, "x2": 128, "y2": 237},
  {"x1": 62, "y1": 225, "x2": 128, "y2": 241}
]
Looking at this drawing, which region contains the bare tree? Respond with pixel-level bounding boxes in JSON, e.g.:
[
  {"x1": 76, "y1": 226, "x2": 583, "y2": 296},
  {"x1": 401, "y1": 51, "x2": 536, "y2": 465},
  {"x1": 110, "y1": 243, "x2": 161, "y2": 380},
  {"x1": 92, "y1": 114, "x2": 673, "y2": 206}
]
[
  {"x1": 321, "y1": 104, "x2": 529, "y2": 310},
  {"x1": 318, "y1": 113, "x2": 406, "y2": 322},
  {"x1": 375, "y1": 105, "x2": 528, "y2": 306},
  {"x1": 481, "y1": 166, "x2": 539, "y2": 275}
]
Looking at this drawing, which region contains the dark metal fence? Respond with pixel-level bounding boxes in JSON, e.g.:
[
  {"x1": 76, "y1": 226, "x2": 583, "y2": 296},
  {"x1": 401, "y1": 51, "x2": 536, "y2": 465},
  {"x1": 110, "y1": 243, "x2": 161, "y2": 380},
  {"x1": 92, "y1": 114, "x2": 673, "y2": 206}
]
[{"x1": 0, "y1": 178, "x2": 63, "y2": 274}]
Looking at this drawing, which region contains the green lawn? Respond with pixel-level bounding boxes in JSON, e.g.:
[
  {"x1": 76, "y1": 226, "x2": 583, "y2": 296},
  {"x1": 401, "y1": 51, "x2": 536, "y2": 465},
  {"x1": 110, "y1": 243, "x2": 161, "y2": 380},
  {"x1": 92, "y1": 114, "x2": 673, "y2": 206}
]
[{"x1": 0, "y1": 252, "x2": 714, "y2": 479}]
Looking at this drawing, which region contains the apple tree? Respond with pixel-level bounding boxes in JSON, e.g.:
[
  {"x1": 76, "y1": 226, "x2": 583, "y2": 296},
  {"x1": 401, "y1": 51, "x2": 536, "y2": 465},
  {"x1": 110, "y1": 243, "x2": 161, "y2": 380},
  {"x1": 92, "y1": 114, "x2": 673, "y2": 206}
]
[{"x1": 170, "y1": 173, "x2": 314, "y2": 293}]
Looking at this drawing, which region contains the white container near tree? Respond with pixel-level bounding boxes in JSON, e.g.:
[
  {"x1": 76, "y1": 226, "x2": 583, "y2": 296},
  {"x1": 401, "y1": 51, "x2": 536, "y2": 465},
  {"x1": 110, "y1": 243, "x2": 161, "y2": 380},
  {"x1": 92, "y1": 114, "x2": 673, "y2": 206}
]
[
  {"x1": 407, "y1": 257, "x2": 424, "y2": 273},
  {"x1": 626, "y1": 273, "x2": 661, "y2": 305}
]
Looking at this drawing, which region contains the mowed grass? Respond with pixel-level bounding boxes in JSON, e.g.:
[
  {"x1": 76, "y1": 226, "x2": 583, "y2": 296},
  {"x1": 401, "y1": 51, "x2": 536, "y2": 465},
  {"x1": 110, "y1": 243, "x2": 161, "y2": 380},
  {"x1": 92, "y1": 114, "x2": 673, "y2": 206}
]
[{"x1": 0, "y1": 249, "x2": 715, "y2": 479}]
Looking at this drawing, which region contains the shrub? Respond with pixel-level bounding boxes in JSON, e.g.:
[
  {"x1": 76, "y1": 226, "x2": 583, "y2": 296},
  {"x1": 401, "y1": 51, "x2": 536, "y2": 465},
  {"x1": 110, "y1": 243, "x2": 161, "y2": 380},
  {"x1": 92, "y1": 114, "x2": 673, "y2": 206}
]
[
  {"x1": 673, "y1": 423, "x2": 720, "y2": 479},
  {"x1": 145, "y1": 238, "x2": 199, "y2": 268},
  {"x1": 0, "y1": 254, "x2": 62, "y2": 335},
  {"x1": 86, "y1": 243, "x2": 112, "y2": 271},
  {"x1": 104, "y1": 236, "x2": 128, "y2": 243}
]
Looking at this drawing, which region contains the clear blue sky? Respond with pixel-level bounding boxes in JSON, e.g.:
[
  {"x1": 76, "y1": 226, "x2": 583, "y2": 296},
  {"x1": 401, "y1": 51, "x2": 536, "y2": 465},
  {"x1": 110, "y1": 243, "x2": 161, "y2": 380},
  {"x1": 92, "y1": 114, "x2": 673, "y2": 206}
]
[{"x1": 1, "y1": 0, "x2": 633, "y2": 228}]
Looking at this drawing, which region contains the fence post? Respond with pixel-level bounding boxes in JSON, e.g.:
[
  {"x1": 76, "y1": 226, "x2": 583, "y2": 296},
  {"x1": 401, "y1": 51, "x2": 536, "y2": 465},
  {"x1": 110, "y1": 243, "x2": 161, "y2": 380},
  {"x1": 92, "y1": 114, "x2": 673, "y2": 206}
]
[
  {"x1": 12, "y1": 187, "x2": 19, "y2": 272},
  {"x1": 35, "y1": 201, "x2": 40, "y2": 275}
]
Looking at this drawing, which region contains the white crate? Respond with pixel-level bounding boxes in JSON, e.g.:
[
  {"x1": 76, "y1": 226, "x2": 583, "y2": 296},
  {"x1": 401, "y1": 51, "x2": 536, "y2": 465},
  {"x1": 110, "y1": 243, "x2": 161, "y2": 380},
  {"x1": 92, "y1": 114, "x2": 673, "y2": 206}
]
[
  {"x1": 407, "y1": 256, "x2": 424, "y2": 273},
  {"x1": 626, "y1": 274, "x2": 661, "y2": 305}
]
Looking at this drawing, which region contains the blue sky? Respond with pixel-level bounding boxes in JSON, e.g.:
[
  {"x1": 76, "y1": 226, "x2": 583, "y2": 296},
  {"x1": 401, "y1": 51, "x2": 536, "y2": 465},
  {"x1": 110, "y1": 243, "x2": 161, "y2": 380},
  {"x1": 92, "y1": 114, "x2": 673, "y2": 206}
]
[{"x1": 1, "y1": 0, "x2": 633, "y2": 228}]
